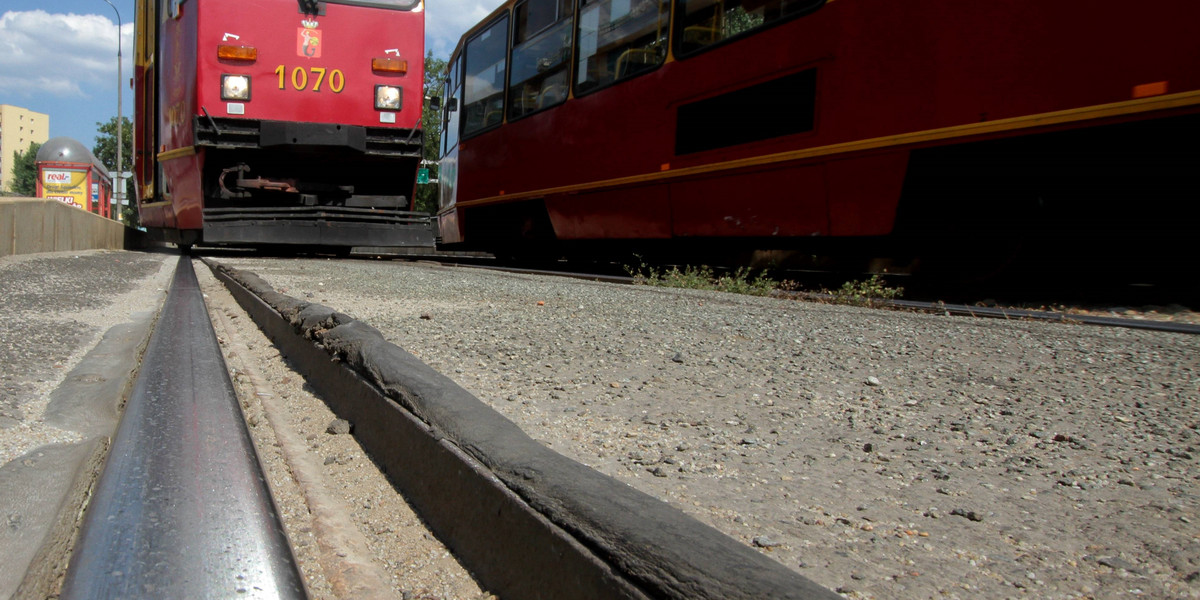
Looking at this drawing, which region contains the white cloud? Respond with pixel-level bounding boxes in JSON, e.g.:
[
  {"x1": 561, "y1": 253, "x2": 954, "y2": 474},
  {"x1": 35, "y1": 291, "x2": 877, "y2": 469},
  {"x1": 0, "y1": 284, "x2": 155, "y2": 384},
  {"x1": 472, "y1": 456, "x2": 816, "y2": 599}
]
[
  {"x1": 426, "y1": 0, "x2": 505, "y2": 59},
  {"x1": 0, "y1": 10, "x2": 133, "y2": 99}
]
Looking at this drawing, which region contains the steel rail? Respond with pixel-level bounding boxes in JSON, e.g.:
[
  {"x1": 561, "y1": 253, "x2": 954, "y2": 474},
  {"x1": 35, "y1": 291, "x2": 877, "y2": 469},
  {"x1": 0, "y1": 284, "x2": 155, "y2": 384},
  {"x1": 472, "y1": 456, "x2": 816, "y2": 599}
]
[
  {"x1": 395, "y1": 254, "x2": 1200, "y2": 334},
  {"x1": 60, "y1": 257, "x2": 307, "y2": 599},
  {"x1": 771, "y1": 290, "x2": 1200, "y2": 334},
  {"x1": 882, "y1": 297, "x2": 1200, "y2": 334}
]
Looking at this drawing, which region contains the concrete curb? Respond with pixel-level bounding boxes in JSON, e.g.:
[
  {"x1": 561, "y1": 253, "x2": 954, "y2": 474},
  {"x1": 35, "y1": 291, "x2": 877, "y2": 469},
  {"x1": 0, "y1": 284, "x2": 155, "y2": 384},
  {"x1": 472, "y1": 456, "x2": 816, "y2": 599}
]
[{"x1": 206, "y1": 258, "x2": 840, "y2": 600}]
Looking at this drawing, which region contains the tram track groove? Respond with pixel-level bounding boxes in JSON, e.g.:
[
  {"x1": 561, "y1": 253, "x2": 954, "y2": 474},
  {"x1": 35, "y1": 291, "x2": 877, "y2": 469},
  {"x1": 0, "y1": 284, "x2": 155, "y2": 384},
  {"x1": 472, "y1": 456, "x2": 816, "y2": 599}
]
[
  {"x1": 203, "y1": 271, "x2": 396, "y2": 600},
  {"x1": 194, "y1": 261, "x2": 489, "y2": 599}
]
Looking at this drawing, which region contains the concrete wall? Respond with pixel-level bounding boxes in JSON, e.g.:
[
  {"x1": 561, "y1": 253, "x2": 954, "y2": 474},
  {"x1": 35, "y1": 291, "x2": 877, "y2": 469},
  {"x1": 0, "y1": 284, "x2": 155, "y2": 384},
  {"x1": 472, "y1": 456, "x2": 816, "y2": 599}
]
[{"x1": 0, "y1": 198, "x2": 129, "y2": 257}]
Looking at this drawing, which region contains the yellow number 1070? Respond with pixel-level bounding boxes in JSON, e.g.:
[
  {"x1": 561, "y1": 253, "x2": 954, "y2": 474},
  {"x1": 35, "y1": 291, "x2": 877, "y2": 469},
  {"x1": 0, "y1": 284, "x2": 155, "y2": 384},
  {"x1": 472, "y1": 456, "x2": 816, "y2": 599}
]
[{"x1": 275, "y1": 65, "x2": 346, "y2": 93}]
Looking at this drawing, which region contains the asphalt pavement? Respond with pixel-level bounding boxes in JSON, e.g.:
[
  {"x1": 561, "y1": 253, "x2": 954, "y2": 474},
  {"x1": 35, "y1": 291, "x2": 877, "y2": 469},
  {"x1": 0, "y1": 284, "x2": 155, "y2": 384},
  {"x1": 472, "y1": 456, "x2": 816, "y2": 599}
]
[{"x1": 0, "y1": 249, "x2": 175, "y2": 598}]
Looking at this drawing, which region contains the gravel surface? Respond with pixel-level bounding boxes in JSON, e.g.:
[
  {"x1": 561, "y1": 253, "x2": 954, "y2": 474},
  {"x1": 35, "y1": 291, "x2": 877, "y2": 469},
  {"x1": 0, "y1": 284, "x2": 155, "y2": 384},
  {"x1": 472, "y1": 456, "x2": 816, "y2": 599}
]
[{"x1": 216, "y1": 256, "x2": 1200, "y2": 599}]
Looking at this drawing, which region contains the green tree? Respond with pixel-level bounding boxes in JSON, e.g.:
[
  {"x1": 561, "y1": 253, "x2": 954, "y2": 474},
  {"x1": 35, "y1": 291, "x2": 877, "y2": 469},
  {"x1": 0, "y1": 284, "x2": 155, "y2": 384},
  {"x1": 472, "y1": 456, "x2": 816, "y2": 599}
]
[
  {"x1": 93, "y1": 116, "x2": 137, "y2": 226},
  {"x1": 723, "y1": 5, "x2": 764, "y2": 37},
  {"x1": 414, "y1": 51, "x2": 448, "y2": 214},
  {"x1": 9, "y1": 141, "x2": 41, "y2": 197}
]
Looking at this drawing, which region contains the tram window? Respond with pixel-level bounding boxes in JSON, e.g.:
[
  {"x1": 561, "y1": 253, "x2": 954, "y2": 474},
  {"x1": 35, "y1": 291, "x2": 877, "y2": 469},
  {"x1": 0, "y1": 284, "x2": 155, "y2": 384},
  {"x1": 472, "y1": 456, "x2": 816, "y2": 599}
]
[
  {"x1": 514, "y1": 0, "x2": 572, "y2": 42},
  {"x1": 509, "y1": 0, "x2": 572, "y2": 120},
  {"x1": 442, "y1": 56, "x2": 463, "y2": 156},
  {"x1": 463, "y1": 15, "x2": 510, "y2": 137},
  {"x1": 674, "y1": 0, "x2": 823, "y2": 56},
  {"x1": 575, "y1": 0, "x2": 669, "y2": 95}
]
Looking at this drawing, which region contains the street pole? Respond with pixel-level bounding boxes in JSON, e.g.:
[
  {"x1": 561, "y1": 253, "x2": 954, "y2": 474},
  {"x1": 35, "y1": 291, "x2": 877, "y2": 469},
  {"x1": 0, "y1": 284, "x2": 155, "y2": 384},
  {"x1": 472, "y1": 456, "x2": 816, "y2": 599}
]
[{"x1": 102, "y1": 0, "x2": 122, "y2": 222}]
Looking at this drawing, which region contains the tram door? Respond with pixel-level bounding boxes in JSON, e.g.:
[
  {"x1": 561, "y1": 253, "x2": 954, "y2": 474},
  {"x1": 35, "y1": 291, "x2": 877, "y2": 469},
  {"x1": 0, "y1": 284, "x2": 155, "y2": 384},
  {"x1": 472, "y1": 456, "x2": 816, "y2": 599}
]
[{"x1": 438, "y1": 55, "x2": 463, "y2": 214}]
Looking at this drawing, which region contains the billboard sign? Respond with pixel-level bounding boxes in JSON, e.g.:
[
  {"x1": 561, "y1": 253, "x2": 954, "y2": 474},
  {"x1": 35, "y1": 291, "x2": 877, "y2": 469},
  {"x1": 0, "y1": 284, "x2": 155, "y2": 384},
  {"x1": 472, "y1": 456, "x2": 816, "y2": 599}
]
[{"x1": 41, "y1": 168, "x2": 88, "y2": 209}]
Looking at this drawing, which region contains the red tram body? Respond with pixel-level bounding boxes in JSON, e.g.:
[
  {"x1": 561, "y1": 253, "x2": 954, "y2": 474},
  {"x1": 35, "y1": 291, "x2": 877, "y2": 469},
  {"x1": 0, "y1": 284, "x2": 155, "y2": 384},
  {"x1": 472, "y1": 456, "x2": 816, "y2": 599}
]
[
  {"x1": 133, "y1": 0, "x2": 430, "y2": 249},
  {"x1": 436, "y1": 0, "x2": 1200, "y2": 269}
]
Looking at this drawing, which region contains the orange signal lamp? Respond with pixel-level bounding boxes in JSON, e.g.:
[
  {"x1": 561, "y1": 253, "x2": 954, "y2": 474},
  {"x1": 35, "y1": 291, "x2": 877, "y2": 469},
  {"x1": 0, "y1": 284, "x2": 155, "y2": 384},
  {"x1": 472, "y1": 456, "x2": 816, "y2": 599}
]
[
  {"x1": 218, "y1": 45, "x2": 258, "y2": 62},
  {"x1": 372, "y1": 57, "x2": 408, "y2": 74}
]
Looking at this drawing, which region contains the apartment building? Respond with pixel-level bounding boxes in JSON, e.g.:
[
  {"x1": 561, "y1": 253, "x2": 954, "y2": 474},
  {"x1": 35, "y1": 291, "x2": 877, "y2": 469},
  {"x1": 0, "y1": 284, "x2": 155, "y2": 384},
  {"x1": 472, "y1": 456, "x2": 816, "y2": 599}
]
[{"x1": 0, "y1": 105, "x2": 51, "y2": 194}]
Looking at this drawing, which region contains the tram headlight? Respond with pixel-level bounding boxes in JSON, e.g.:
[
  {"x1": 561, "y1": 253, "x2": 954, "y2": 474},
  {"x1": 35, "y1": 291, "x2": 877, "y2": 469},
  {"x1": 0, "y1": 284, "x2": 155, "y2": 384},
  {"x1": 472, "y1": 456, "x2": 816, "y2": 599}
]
[
  {"x1": 221, "y1": 74, "x2": 251, "y2": 101},
  {"x1": 375, "y1": 85, "x2": 402, "y2": 110}
]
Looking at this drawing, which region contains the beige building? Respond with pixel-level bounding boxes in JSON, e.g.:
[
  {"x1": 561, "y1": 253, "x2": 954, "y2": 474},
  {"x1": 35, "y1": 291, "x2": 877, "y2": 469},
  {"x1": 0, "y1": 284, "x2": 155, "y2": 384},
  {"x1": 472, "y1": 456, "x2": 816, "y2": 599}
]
[{"x1": 0, "y1": 105, "x2": 51, "y2": 194}]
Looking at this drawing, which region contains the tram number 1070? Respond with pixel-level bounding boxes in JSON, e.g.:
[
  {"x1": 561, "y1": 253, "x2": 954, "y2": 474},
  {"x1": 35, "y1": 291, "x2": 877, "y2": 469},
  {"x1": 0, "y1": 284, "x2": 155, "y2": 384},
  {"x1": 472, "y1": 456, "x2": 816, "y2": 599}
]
[{"x1": 274, "y1": 65, "x2": 346, "y2": 93}]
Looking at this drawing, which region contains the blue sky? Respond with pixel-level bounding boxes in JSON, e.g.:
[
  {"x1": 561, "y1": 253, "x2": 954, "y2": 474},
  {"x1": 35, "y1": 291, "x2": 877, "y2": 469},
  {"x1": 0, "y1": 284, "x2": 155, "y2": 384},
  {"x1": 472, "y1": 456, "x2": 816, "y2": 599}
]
[{"x1": 0, "y1": 0, "x2": 500, "y2": 167}]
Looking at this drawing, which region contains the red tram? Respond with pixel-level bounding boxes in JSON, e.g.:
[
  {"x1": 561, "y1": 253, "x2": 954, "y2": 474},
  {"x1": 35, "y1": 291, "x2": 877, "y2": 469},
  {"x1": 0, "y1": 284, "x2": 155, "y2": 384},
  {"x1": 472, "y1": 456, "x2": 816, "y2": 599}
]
[
  {"x1": 133, "y1": 0, "x2": 431, "y2": 250},
  {"x1": 435, "y1": 0, "x2": 1200, "y2": 271}
]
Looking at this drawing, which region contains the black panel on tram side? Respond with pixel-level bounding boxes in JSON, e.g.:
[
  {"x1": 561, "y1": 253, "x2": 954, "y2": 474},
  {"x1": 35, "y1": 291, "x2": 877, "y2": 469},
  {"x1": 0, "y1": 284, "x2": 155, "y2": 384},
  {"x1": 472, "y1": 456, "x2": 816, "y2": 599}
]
[
  {"x1": 891, "y1": 112, "x2": 1200, "y2": 281},
  {"x1": 674, "y1": 68, "x2": 816, "y2": 155}
]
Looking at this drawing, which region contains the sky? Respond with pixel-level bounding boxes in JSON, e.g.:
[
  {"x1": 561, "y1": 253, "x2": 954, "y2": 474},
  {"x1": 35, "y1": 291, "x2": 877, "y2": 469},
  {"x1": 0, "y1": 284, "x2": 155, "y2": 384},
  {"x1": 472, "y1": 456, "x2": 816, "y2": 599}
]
[{"x1": 0, "y1": 0, "x2": 500, "y2": 164}]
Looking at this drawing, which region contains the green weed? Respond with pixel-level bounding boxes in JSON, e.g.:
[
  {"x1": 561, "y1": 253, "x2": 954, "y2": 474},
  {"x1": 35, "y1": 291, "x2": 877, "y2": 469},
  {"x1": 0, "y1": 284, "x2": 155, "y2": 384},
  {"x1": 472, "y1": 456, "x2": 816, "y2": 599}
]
[
  {"x1": 828, "y1": 274, "x2": 905, "y2": 306},
  {"x1": 625, "y1": 263, "x2": 777, "y2": 297},
  {"x1": 625, "y1": 260, "x2": 904, "y2": 306}
]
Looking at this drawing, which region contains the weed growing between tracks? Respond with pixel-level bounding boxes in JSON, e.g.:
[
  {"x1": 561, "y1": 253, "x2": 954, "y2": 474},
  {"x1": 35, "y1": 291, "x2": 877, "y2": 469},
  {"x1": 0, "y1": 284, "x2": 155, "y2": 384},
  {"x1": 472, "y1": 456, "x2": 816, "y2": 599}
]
[
  {"x1": 827, "y1": 274, "x2": 905, "y2": 307},
  {"x1": 625, "y1": 261, "x2": 905, "y2": 307},
  {"x1": 625, "y1": 263, "x2": 777, "y2": 296}
]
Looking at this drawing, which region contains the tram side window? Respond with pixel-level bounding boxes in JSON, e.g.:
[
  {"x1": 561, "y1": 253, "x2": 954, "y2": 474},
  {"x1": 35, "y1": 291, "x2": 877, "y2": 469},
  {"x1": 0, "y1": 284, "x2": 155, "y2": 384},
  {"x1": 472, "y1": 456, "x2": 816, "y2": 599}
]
[
  {"x1": 442, "y1": 55, "x2": 463, "y2": 156},
  {"x1": 463, "y1": 16, "x2": 510, "y2": 137},
  {"x1": 674, "y1": 0, "x2": 823, "y2": 55},
  {"x1": 509, "y1": 0, "x2": 573, "y2": 119},
  {"x1": 575, "y1": 0, "x2": 669, "y2": 95}
]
